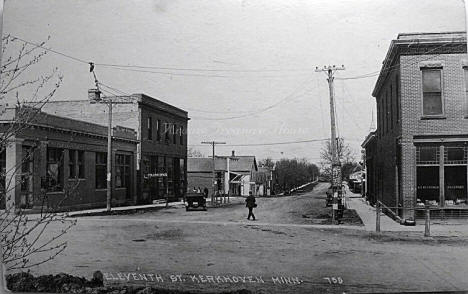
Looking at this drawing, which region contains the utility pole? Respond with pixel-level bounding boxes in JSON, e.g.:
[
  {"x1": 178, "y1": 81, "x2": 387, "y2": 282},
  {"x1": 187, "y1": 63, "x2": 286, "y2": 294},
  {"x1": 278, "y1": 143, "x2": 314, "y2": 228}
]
[
  {"x1": 89, "y1": 66, "x2": 136, "y2": 212},
  {"x1": 201, "y1": 141, "x2": 226, "y2": 205},
  {"x1": 316, "y1": 65, "x2": 345, "y2": 224}
]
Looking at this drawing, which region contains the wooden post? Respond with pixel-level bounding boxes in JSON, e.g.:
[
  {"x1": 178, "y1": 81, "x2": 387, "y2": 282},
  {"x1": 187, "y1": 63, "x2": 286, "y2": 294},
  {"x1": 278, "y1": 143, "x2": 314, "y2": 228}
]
[
  {"x1": 424, "y1": 203, "x2": 431, "y2": 237},
  {"x1": 376, "y1": 202, "x2": 381, "y2": 232}
]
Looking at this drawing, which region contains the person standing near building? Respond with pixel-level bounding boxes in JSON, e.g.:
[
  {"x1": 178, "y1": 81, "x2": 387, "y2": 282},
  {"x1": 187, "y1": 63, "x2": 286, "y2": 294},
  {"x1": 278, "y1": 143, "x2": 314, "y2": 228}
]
[{"x1": 245, "y1": 191, "x2": 256, "y2": 221}]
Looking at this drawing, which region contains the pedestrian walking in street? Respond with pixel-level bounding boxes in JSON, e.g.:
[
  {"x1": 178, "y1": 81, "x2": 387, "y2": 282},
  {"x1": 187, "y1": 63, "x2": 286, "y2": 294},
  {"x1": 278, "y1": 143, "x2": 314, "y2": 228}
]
[
  {"x1": 203, "y1": 187, "x2": 209, "y2": 198},
  {"x1": 245, "y1": 191, "x2": 257, "y2": 221}
]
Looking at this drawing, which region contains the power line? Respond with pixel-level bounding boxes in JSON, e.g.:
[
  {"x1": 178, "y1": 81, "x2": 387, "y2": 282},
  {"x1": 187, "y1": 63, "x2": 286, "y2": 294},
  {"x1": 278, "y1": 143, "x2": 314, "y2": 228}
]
[
  {"x1": 189, "y1": 138, "x2": 328, "y2": 147},
  {"x1": 190, "y1": 76, "x2": 312, "y2": 120},
  {"x1": 95, "y1": 62, "x2": 317, "y2": 73},
  {"x1": 93, "y1": 78, "x2": 311, "y2": 120},
  {"x1": 9, "y1": 35, "x2": 89, "y2": 64}
]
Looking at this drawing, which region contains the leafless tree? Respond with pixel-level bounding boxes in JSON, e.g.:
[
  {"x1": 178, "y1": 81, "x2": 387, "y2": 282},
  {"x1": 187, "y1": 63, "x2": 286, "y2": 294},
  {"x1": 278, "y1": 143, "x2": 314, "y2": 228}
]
[
  {"x1": 188, "y1": 147, "x2": 204, "y2": 158},
  {"x1": 0, "y1": 35, "x2": 77, "y2": 271},
  {"x1": 319, "y1": 138, "x2": 356, "y2": 180}
]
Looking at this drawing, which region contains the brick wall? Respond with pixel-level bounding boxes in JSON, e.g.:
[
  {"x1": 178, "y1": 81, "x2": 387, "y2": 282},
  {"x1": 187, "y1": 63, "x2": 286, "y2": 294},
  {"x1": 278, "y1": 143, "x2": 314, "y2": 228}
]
[
  {"x1": 374, "y1": 66, "x2": 402, "y2": 210},
  {"x1": 400, "y1": 53, "x2": 468, "y2": 218}
]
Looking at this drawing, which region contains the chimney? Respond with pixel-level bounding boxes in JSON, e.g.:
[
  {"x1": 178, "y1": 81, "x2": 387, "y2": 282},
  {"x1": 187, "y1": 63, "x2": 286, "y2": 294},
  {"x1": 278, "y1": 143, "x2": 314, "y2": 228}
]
[{"x1": 232, "y1": 150, "x2": 235, "y2": 157}]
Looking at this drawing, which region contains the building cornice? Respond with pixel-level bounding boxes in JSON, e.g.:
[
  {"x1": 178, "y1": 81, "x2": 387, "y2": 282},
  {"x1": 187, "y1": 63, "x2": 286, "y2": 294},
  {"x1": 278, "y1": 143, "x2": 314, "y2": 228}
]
[{"x1": 372, "y1": 32, "x2": 467, "y2": 98}]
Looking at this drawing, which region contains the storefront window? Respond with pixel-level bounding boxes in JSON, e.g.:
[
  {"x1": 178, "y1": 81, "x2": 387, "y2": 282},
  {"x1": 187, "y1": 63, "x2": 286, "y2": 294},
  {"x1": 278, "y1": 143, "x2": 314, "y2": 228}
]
[
  {"x1": 69, "y1": 150, "x2": 85, "y2": 179},
  {"x1": 158, "y1": 156, "x2": 166, "y2": 197},
  {"x1": 416, "y1": 166, "x2": 439, "y2": 206},
  {"x1": 444, "y1": 166, "x2": 467, "y2": 206},
  {"x1": 115, "y1": 154, "x2": 131, "y2": 189},
  {"x1": 445, "y1": 146, "x2": 466, "y2": 164},
  {"x1": 444, "y1": 146, "x2": 467, "y2": 206},
  {"x1": 95, "y1": 152, "x2": 107, "y2": 189},
  {"x1": 179, "y1": 158, "x2": 185, "y2": 196},
  {"x1": 167, "y1": 157, "x2": 173, "y2": 196},
  {"x1": 416, "y1": 146, "x2": 439, "y2": 164},
  {"x1": 46, "y1": 148, "x2": 64, "y2": 192}
]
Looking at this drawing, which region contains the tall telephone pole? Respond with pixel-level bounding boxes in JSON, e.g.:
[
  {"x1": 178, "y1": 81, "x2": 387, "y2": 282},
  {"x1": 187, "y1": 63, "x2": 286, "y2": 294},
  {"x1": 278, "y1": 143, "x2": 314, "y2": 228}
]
[
  {"x1": 201, "y1": 141, "x2": 226, "y2": 205},
  {"x1": 316, "y1": 65, "x2": 345, "y2": 224}
]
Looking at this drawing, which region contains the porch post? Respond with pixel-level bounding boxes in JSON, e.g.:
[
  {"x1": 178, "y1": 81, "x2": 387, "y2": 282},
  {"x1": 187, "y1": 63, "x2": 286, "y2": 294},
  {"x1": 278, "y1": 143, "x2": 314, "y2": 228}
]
[{"x1": 5, "y1": 138, "x2": 23, "y2": 212}]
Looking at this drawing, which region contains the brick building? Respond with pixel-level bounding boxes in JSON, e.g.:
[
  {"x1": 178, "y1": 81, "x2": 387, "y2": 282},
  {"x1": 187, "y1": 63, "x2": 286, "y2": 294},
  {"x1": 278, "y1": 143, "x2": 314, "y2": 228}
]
[
  {"x1": 38, "y1": 93, "x2": 189, "y2": 204},
  {"x1": 364, "y1": 32, "x2": 468, "y2": 221},
  {"x1": 0, "y1": 106, "x2": 138, "y2": 211}
]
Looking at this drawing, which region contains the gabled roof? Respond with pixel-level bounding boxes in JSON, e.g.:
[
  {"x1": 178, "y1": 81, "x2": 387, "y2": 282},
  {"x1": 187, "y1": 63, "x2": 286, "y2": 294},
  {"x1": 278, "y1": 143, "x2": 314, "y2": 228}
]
[
  {"x1": 361, "y1": 131, "x2": 376, "y2": 148},
  {"x1": 188, "y1": 156, "x2": 257, "y2": 173}
]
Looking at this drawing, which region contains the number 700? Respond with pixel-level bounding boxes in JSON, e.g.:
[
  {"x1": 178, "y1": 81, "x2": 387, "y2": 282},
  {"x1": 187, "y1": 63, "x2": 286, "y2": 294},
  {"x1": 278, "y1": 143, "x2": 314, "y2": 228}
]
[{"x1": 323, "y1": 277, "x2": 343, "y2": 284}]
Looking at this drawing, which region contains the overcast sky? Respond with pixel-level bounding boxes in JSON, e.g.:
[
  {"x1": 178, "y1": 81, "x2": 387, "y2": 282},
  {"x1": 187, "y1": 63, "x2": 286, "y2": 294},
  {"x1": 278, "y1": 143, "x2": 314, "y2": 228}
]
[{"x1": 4, "y1": 0, "x2": 466, "y2": 164}]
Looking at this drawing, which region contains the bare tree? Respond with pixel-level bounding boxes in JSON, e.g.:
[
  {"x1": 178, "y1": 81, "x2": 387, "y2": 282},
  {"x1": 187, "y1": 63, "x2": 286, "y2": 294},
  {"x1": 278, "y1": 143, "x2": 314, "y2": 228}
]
[
  {"x1": 188, "y1": 147, "x2": 204, "y2": 158},
  {"x1": 259, "y1": 157, "x2": 275, "y2": 169},
  {"x1": 0, "y1": 35, "x2": 77, "y2": 271},
  {"x1": 319, "y1": 138, "x2": 356, "y2": 181}
]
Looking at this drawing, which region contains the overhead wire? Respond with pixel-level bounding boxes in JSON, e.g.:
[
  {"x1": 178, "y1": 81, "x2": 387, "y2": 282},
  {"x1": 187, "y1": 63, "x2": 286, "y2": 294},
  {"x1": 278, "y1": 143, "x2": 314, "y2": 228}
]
[
  {"x1": 190, "y1": 76, "x2": 313, "y2": 120},
  {"x1": 188, "y1": 138, "x2": 328, "y2": 147},
  {"x1": 94, "y1": 62, "x2": 317, "y2": 73},
  {"x1": 9, "y1": 35, "x2": 89, "y2": 64}
]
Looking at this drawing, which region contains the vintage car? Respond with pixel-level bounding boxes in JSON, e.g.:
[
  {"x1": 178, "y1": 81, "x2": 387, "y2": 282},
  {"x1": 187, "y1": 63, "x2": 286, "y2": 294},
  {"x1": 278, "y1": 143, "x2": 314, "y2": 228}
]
[{"x1": 185, "y1": 192, "x2": 207, "y2": 211}]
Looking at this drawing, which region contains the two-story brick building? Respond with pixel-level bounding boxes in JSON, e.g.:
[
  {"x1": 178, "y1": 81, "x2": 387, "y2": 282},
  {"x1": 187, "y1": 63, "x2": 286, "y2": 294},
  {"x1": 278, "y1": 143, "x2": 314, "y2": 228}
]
[
  {"x1": 364, "y1": 32, "x2": 468, "y2": 221},
  {"x1": 39, "y1": 93, "x2": 189, "y2": 204}
]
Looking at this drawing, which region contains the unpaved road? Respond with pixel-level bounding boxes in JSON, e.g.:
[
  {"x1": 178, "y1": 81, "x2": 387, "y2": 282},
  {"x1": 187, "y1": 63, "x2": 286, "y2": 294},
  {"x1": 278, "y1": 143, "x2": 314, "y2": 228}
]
[{"x1": 25, "y1": 183, "x2": 468, "y2": 293}]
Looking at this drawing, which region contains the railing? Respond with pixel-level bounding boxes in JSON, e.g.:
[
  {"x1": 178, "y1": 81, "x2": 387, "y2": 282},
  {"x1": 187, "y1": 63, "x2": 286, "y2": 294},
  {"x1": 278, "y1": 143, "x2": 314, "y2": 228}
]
[{"x1": 374, "y1": 201, "x2": 461, "y2": 237}]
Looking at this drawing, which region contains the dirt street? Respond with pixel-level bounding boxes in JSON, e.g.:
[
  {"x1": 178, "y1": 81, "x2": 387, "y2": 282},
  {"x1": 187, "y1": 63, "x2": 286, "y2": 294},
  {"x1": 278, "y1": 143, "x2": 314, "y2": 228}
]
[{"x1": 24, "y1": 183, "x2": 468, "y2": 293}]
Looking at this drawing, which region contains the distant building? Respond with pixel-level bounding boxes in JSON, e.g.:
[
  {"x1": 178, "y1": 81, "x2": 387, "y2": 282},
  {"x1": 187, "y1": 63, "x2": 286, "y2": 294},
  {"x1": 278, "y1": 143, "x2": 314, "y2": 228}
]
[
  {"x1": 0, "y1": 106, "x2": 138, "y2": 211},
  {"x1": 187, "y1": 151, "x2": 258, "y2": 196},
  {"x1": 38, "y1": 93, "x2": 189, "y2": 204},
  {"x1": 363, "y1": 32, "x2": 468, "y2": 221},
  {"x1": 361, "y1": 131, "x2": 376, "y2": 204},
  {"x1": 253, "y1": 166, "x2": 275, "y2": 196}
]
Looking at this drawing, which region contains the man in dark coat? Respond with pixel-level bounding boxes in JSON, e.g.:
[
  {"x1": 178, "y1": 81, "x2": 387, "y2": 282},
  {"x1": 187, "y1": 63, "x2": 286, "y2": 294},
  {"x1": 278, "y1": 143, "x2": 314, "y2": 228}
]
[{"x1": 245, "y1": 191, "x2": 256, "y2": 220}]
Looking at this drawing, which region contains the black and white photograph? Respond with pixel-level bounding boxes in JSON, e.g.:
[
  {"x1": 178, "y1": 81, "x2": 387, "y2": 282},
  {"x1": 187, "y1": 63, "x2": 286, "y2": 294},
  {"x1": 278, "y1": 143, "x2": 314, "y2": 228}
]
[{"x1": 0, "y1": 0, "x2": 468, "y2": 293}]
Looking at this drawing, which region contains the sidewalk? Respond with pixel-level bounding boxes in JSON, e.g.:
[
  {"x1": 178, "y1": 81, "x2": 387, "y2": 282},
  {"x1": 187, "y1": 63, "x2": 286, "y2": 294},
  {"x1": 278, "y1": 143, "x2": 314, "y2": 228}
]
[
  {"x1": 67, "y1": 200, "x2": 186, "y2": 217},
  {"x1": 346, "y1": 192, "x2": 468, "y2": 237},
  {"x1": 66, "y1": 196, "x2": 245, "y2": 217}
]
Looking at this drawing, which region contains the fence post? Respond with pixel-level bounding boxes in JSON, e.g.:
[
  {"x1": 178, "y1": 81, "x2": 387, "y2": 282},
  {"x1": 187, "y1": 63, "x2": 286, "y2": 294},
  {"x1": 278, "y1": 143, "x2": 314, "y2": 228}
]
[
  {"x1": 376, "y1": 201, "x2": 381, "y2": 232},
  {"x1": 424, "y1": 203, "x2": 430, "y2": 237}
]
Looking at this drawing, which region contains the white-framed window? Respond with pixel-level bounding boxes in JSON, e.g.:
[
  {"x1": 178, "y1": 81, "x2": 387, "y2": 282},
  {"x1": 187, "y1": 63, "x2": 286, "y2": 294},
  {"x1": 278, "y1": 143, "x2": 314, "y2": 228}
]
[{"x1": 421, "y1": 69, "x2": 443, "y2": 116}]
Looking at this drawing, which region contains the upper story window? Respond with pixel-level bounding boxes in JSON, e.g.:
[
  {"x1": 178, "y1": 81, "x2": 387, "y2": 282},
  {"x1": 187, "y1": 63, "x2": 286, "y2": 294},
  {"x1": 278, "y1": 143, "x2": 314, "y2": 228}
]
[
  {"x1": 172, "y1": 124, "x2": 177, "y2": 144},
  {"x1": 396, "y1": 75, "x2": 400, "y2": 123},
  {"x1": 156, "y1": 119, "x2": 161, "y2": 141},
  {"x1": 179, "y1": 126, "x2": 183, "y2": 145},
  {"x1": 147, "y1": 117, "x2": 153, "y2": 140},
  {"x1": 421, "y1": 69, "x2": 443, "y2": 116}
]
